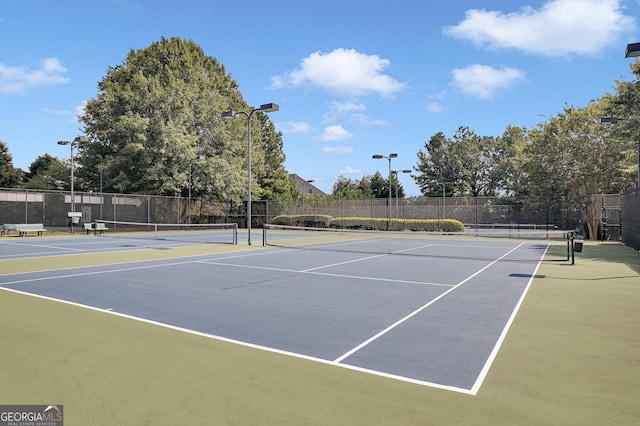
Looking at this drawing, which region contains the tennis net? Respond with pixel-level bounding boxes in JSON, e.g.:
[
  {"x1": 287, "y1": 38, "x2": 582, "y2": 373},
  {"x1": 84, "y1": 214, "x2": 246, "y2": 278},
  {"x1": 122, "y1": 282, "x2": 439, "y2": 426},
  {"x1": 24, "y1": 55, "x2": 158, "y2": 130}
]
[
  {"x1": 262, "y1": 224, "x2": 574, "y2": 263},
  {"x1": 94, "y1": 220, "x2": 238, "y2": 245}
]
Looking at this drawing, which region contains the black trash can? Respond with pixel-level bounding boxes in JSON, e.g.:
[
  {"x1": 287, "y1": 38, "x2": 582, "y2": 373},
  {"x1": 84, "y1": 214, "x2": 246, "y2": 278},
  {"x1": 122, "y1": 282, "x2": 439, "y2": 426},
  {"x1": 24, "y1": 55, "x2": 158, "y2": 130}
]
[{"x1": 573, "y1": 238, "x2": 583, "y2": 253}]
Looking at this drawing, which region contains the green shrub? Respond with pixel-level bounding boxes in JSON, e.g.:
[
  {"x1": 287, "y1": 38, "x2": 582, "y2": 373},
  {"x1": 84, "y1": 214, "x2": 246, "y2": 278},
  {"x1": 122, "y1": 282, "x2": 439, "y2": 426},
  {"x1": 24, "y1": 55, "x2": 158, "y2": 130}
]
[
  {"x1": 271, "y1": 214, "x2": 332, "y2": 227},
  {"x1": 329, "y1": 217, "x2": 464, "y2": 232},
  {"x1": 271, "y1": 215, "x2": 465, "y2": 232}
]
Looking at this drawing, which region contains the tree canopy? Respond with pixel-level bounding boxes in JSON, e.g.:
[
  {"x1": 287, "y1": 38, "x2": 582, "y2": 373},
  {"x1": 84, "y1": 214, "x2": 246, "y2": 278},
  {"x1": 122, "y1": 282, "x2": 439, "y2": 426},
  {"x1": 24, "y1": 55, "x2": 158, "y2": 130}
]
[
  {"x1": 21, "y1": 154, "x2": 68, "y2": 190},
  {"x1": 332, "y1": 171, "x2": 405, "y2": 199},
  {"x1": 77, "y1": 37, "x2": 295, "y2": 202},
  {"x1": 0, "y1": 141, "x2": 23, "y2": 187}
]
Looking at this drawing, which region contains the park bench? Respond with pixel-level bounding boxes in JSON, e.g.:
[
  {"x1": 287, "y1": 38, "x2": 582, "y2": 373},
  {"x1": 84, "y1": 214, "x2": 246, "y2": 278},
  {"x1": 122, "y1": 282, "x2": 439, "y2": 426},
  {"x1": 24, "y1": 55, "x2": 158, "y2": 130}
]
[
  {"x1": 84, "y1": 222, "x2": 109, "y2": 234},
  {"x1": 15, "y1": 223, "x2": 47, "y2": 237},
  {"x1": 1, "y1": 224, "x2": 18, "y2": 236}
]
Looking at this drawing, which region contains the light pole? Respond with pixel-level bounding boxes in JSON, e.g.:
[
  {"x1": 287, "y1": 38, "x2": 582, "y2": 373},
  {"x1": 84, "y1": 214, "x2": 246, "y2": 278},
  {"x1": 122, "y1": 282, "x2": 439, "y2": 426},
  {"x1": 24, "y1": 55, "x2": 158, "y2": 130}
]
[
  {"x1": 372, "y1": 153, "x2": 398, "y2": 230},
  {"x1": 624, "y1": 42, "x2": 640, "y2": 189},
  {"x1": 222, "y1": 103, "x2": 279, "y2": 245},
  {"x1": 391, "y1": 169, "x2": 411, "y2": 218},
  {"x1": 187, "y1": 155, "x2": 205, "y2": 224},
  {"x1": 89, "y1": 154, "x2": 103, "y2": 219},
  {"x1": 58, "y1": 136, "x2": 88, "y2": 233},
  {"x1": 437, "y1": 181, "x2": 453, "y2": 221}
]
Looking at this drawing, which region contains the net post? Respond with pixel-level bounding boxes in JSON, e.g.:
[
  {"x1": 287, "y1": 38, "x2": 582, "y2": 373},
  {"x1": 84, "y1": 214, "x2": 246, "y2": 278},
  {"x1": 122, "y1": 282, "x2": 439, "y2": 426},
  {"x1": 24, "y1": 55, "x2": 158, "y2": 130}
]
[
  {"x1": 262, "y1": 225, "x2": 267, "y2": 246},
  {"x1": 569, "y1": 231, "x2": 575, "y2": 265},
  {"x1": 233, "y1": 223, "x2": 238, "y2": 245}
]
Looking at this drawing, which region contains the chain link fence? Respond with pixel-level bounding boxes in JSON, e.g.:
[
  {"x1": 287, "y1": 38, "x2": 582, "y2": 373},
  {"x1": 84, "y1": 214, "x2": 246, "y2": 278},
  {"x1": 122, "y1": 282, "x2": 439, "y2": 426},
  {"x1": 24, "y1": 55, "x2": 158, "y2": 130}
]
[
  {"x1": 1, "y1": 188, "x2": 631, "y2": 242},
  {"x1": 621, "y1": 189, "x2": 640, "y2": 250}
]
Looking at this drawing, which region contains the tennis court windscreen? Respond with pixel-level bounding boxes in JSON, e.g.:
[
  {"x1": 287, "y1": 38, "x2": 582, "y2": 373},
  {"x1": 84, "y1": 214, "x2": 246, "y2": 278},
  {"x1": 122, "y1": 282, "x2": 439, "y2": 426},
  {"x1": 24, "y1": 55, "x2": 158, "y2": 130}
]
[
  {"x1": 95, "y1": 220, "x2": 237, "y2": 244},
  {"x1": 262, "y1": 224, "x2": 572, "y2": 263}
]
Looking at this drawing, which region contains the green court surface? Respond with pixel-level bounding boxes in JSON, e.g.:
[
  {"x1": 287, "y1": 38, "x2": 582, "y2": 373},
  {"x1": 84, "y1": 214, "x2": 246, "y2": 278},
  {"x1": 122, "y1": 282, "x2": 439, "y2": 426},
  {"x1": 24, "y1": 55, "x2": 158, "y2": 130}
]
[{"x1": 1, "y1": 241, "x2": 638, "y2": 425}]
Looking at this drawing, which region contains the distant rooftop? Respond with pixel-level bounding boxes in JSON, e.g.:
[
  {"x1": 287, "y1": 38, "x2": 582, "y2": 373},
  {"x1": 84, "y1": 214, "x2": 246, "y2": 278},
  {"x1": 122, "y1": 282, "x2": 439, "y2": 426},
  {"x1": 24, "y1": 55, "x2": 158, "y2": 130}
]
[{"x1": 288, "y1": 174, "x2": 326, "y2": 196}]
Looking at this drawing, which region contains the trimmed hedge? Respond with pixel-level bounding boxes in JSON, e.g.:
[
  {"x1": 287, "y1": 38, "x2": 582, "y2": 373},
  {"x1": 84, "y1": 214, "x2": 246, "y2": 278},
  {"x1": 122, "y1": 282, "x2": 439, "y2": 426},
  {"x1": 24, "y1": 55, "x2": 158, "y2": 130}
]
[
  {"x1": 329, "y1": 217, "x2": 464, "y2": 232},
  {"x1": 271, "y1": 214, "x2": 332, "y2": 227},
  {"x1": 270, "y1": 215, "x2": 464, "y2": 232}
]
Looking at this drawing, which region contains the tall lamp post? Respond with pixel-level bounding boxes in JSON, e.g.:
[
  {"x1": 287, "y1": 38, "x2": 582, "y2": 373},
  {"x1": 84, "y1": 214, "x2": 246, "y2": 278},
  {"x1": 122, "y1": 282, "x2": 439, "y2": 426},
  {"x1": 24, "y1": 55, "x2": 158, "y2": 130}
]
[
  {"x1": 372, "y1": 153, "x2": 398, "y2": 230},
  {"x1": 187, "y1": 155, "x2": 205, "y2": 224},
  {"x1": 222, "y1": 103, "x2": 279, "y2": 245},
  {"x1": 89, "y1": 154, "x2": 103, "y2": 220},
  {"x1": 391, "y1": 169, "x2": 411, "y2": 218},
  {"x1": 625, "y1": 42, "x2": 640, "y2": 189},
  {"x1": 436, "y1": 181, "x2": 453, "y2": 222},
  {"x1": 58, "y1": 136, "x2": 88, "y2": 233}
]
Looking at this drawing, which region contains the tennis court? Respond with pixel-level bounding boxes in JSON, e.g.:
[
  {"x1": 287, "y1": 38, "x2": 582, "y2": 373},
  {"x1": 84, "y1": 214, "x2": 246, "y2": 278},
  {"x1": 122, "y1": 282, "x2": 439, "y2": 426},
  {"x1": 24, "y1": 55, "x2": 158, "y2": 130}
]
[{"x1": 0, "y1": 227, "x2": 566, "y2": 395}]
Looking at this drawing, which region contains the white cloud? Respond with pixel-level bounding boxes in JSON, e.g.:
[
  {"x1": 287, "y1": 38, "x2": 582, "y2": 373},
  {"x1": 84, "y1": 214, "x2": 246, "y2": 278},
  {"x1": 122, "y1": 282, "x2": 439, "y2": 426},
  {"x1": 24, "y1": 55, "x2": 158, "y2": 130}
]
[
  {"x1": 0, "y1": 58, "x2": 70, "y2": 94},
  {"x1": 322, "y1": 145, "x2": 354, "y2": 155},
  {"x1": 350, "y1": 114, "x2": 389, "y2": 126},
  {"x1": 319, "y1": 125, "x2": 353, "y2": 141},
  {"x1": 277, "y1": 121, "x2": 315, "y2": 134},
  {"x1": 339, "y1": 166, "x2": 362, "y2": 175},
  {"x1": 74, "y1": 100, "x2": 87, "y2": 122},
  {"x1": 271, "y1": 48, "x2": 405, "y2": 97},
  {"x1": 323, "y1": 101, "x2": 366, "y2": 122},
  {"x1": 41, "y1": 107, "x2": 68, "y2": 116},
  {"x1": 444, "y1": 0, "x2": 635, "y2": 56},
  {"x1": 451, "y1": 65, "x2": 525, "y2": 98},
  {"x1": 323, "y1": 101, "x2": 388, "y2": 126},
  {"x1": 427, "y1": 102, "x2": 446, "y2": 113}
]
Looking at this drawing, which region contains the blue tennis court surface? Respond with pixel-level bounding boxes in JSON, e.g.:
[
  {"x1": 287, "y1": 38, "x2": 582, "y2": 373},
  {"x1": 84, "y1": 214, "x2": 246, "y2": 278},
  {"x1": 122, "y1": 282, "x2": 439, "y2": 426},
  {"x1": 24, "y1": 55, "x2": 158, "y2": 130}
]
[
  {"x1": 0, "y1": 230, "x2": 238, "y2": 259},
  {"x1": 0, "y1": 234, "x2": 547, "y2": 394}
]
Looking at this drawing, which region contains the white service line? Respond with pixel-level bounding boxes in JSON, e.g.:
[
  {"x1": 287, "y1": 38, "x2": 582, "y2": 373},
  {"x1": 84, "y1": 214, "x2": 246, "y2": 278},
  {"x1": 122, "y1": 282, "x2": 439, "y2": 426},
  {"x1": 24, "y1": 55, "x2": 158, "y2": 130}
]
[
  {"x1": 0, "y1": 240, "x2": 87, "y2": 252},
  {"x1": 301, "y1": 253, "x2": 388, "y2": 272},
  {"x1": 198, "y1": 259, "x2": 452, "y2": 288},
  {"x1": 0, "y1": 248, "x2": 292, "y2": 285},
  {"x1": 333, "y1": 242, "x2": 527, "y2": 363}
]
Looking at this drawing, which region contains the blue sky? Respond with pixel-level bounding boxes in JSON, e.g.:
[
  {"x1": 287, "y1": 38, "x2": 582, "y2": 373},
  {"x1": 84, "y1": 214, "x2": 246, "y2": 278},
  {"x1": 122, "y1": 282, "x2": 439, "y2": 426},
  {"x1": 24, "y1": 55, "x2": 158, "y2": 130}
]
[{"x1": 1, "y1": 0, "x2": 639, "y2": 196}]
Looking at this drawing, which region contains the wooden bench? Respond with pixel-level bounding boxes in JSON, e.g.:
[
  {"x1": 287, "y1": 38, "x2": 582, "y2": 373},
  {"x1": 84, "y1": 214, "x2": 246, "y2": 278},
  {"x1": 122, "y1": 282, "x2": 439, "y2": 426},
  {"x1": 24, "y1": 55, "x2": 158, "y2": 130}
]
[
  {"x1": 15, "y1": 223, "x2": 47, "y2": 237},
  {"x1": 84, "y1": 222, "x2": 109, "y2": 234}
]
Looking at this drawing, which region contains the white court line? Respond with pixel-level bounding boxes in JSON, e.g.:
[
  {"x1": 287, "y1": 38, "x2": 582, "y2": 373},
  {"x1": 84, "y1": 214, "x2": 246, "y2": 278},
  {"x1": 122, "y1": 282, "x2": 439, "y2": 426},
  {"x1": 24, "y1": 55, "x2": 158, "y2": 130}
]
[
  {"x1": 301, "y1": 253, "x2": 388, "y2": 272},
  {"x1": 0, "y1": 284, "x2": 475, "y2": 394},
  {"x1": 0, "y1": 243, "x2": 533, "y2": 395},
  {"x1": 197, "y1": 260, "x2": 453, "y2": 288},
  {"x1": 333, "y1": 242, "x2": 527, "y2": 364},
  {"x1": 0, "y1": 240, "x2": 87, "y2": 252},
  {"x1": 0, "y1": 248, "x2": 293, "y2": 285},
  {"x1": 468, "y1": 244, "x2": 548, "y2": 395}
]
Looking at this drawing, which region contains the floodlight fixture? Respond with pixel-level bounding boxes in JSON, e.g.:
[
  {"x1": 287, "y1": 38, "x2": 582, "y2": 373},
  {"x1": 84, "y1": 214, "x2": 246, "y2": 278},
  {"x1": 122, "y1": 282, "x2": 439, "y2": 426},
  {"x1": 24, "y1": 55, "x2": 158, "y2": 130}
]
[{"x1": 625, "y1": 42, "x2": 640, "y2": 58}]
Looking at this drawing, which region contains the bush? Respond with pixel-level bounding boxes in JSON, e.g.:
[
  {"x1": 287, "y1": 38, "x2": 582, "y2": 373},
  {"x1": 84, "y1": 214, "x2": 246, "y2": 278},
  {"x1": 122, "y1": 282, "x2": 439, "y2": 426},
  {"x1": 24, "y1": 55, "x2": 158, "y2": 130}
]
[
  {"x1": 271, "y1": 215, "x2": 465, "y2": 232},
  {"x1": 329, "y1": 217, "x2": 464, "y2": 232},
  {"x1": 271, "y1": 214, "x2": 332, "y2": 227}
]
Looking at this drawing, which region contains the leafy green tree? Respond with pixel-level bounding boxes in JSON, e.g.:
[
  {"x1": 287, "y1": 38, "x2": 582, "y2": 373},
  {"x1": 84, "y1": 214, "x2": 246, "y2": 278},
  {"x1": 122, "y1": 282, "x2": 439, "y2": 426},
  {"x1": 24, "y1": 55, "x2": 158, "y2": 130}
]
[
  {"x1": 523, "y1": 103, "x2": 627, "y2": 238},
  {"x1": 332, "y1": 176, "x2": 368, "y2": 199},
  {"x1": 414, "y1": 127, "x2": 498, "y2": 197},
  {"x1": 413, "y1": 132, "x2": 457, "y2": 196},
  {"x1": 369, "y1": 171, "x2": 389, "y2": 198},
  {"x1": 78, "y1": 37, "x2": 285, "y2": 204},
  {"x1": 0, "y1": 141, "x2": 23, "y2": 187},
  {"x1": 253, "y1": 113, "x2": 299, "y2": 201},
  {"x1": 22, "y1": 154, "x2": 68, "y2": 190},
  {"x1": 331, "y1": 172, "x2": 405, "y2": 199},
  {"x1": 450, "y1": 127, "x2": 497, "y2": 197},
  {"x1": 600, "y1": 61, "x2": 640, "y2": 189},
  {"x1": 496, "y1": 125, "x2": 529, "y2": 197}
]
